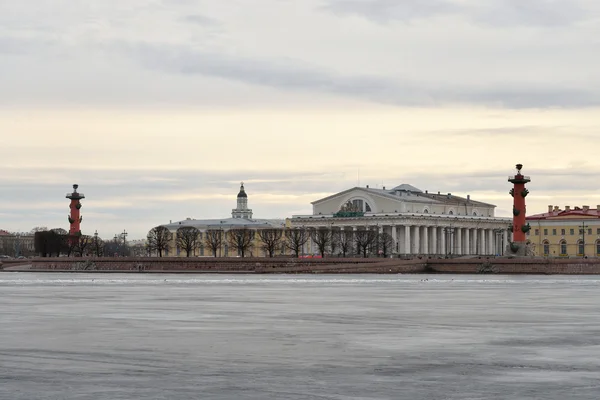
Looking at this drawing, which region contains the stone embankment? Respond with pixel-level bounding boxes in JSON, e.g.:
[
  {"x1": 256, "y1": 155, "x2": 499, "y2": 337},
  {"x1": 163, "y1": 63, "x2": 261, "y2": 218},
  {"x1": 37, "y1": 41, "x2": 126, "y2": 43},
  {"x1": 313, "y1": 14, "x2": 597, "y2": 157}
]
[{"x1": 1, "y1": 256, "x2": 599, "y2": 274}]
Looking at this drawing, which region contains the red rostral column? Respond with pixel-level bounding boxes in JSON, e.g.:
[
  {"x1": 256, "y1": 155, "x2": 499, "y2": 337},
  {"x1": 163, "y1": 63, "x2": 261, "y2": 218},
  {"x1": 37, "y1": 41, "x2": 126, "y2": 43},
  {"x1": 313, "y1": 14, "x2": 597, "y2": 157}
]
[
  {"x1": 66, "y1": 184, "x2": 85, "y2": 236},
  {"x1": 508, "y1": 164, "x2": 530, "y2": 251}
]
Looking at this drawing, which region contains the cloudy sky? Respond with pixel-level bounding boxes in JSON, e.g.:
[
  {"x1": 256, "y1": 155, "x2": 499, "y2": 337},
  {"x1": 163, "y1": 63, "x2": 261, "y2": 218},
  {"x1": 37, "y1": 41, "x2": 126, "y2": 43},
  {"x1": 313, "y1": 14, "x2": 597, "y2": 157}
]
[{"x1": 1, "y1": 0, "x2": 599, "y2": 239}]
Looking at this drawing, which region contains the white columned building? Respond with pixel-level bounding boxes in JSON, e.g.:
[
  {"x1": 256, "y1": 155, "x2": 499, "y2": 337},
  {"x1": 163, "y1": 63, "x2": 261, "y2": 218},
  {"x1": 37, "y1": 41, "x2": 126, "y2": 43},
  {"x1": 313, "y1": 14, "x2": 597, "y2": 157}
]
[{"x1": 289, "y1": 184, "x2": 511, "y2": 257}]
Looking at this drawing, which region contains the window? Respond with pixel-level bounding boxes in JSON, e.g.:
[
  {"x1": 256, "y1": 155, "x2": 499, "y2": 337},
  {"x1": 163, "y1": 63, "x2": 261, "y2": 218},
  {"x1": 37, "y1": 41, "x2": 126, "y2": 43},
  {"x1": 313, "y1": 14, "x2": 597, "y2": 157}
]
[
  {"x1": 561, "y1": 229, "x2": 566, "y2": 235},
  {"x1": 543, "y1": 241, "x2": 550, "y2": 256},
  {"x1": 597, "y1": 241, "x2": 600, "y2": 255},
  {"x1": 578, "y1": 240, "x2": 584, "y2": 256},
  {"x1": 588, "y1": 229, "x2": 593, "y2": 235},
  {"x1": 544, "y1": 229, "x2": 548, "y2": 236},
  {"x1": 534, "y1": 229, "x2": 539, "y2": 236},
  {"x1": 552, "y1": 229, "x2": 557, "y2": 235},
  {"x1": 351, "y1": 199, "x2": 372, "y2": 213},
  {"x1": 570, "y1": 229, "x2": 574, "y2": 235},
  {"x1": 560, "y1": 241, "x2": 567, "y2": 256},
  {"x1": 597, "y1": 228, "x2": 600, "y2": 235}
]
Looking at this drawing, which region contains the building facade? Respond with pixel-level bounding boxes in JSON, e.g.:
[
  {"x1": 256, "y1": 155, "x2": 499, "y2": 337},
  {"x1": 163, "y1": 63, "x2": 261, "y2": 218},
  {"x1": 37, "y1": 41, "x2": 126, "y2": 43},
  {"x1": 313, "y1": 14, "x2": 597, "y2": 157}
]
[
  {"x1": 527, "y1": 205, "x2": 600, "y2": 257},
  {"x1": 0, "y1": 230, "x2": 35, "y2": 258},
  {"x1": 289, "y1": 184, "x2": 511, "y2": 256},
  {"x1": 159, "y1": 183, "x2": 285, "y2": 257}
]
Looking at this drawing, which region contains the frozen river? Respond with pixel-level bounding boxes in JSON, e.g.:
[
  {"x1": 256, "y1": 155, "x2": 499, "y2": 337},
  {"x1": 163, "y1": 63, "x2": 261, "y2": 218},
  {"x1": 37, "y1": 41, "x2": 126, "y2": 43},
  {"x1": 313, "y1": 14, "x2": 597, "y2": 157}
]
[{"x1": 1, "y1": 273, "x2": 600, "y2": 399}]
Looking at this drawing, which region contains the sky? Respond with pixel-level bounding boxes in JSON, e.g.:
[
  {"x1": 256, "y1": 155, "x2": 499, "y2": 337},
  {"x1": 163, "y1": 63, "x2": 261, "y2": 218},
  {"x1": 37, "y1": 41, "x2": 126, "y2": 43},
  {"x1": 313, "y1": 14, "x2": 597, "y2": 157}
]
[{"x1": 1, "y1": 0, "x2": 599, "y2": 239}]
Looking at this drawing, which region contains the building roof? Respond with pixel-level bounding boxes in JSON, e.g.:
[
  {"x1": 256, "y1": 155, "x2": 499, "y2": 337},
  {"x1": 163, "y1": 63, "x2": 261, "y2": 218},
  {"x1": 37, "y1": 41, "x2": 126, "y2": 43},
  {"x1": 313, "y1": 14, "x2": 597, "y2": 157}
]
[
  {"x1": 161, "y1": 217, "x2": 284, "y2": 231},
  {"x1": 390, "y1": 184, "x2": 422, "y2": 193},
  {"x1": 312, "y1": 185, "x2": 496, "y2": 207},
  {"x1": 528, "y1": 206, "x2": 600, "y2": 221}
]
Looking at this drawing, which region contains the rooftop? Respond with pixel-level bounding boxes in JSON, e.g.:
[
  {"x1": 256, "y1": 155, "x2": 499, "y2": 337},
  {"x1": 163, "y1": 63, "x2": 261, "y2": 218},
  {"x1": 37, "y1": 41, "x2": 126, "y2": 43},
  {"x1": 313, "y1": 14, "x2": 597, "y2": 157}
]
[{"x1": 528, "y1": 205, "x2": 600, "y2": 220}]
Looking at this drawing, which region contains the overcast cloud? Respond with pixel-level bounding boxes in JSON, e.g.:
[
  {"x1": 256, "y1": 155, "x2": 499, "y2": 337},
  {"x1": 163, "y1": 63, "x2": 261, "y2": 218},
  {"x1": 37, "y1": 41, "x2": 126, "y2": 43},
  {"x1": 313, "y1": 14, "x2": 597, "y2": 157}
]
[{"x1": 1, "y1": 0, "x2": 599, "y2": 238}]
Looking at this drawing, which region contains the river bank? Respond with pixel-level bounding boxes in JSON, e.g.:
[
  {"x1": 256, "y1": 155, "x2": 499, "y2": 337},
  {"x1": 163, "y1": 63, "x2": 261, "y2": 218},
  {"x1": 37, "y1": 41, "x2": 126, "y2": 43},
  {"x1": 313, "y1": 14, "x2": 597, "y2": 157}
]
[{"x1": 2, "y1": 256, "x2": 600, "y2": 274}]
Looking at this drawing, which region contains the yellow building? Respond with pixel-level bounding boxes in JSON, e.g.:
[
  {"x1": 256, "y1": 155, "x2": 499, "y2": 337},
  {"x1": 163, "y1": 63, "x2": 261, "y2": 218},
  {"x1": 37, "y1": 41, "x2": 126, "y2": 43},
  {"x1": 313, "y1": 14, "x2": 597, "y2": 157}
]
[
  {"x1": 527, "y1": 205, "x2": 600, "y2": 257},
  {"x1": 158, "y1": 183, "x2": 287, "y2": 257}
]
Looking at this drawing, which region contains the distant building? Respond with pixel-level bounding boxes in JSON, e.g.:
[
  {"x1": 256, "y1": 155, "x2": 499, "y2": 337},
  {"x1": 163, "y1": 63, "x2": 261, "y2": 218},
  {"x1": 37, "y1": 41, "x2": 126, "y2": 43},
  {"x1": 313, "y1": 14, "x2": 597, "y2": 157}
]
[
  {"x1": 527, "y1": 205, "x2": 600, "y2": 257},
  {"x1": 0, "y1": 230, "x2": 35, "y2": 257},
  {"x1": 289, "y1": 184, "x2": 511, "y2": 256},
  {"x1": 158, "y1": 183, "x2": 285, "y2": 257}
]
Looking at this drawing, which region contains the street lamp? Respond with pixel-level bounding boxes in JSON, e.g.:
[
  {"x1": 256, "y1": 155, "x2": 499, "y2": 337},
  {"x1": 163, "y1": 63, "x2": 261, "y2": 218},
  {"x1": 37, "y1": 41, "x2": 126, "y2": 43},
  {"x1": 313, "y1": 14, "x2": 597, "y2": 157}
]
[
  {"x1": 93, "y1": 230, "x2": 99, "y2": 257},
  {"x1": 121, "y1": 229, "x2": 128, "y2": 257},
  {"x1": 580, "y1": 221, "x2": 588, "y2": 257}
]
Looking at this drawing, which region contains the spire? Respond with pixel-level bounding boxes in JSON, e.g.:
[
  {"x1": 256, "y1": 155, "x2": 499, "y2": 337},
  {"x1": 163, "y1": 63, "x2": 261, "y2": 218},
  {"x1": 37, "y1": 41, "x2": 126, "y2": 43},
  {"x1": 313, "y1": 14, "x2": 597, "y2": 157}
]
[{"x1": 232, "y1": 182, "x2": 252, "y2": 219}]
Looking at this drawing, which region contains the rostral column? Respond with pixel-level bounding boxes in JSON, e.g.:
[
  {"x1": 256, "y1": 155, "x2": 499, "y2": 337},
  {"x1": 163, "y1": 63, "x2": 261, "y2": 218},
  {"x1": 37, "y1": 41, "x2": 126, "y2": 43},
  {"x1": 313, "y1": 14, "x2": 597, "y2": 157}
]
[
  {"x1": 508, "y1": 164, "x2": 530, "y2": 255},
  {"x1": 66, "y1": 184, "x2": 85, "y2": 236}
]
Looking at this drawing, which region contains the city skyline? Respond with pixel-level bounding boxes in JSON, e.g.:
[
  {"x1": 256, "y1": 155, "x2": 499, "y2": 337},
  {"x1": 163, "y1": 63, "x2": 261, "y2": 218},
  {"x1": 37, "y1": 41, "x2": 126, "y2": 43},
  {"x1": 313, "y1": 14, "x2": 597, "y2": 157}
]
[{"x1": 2, "y1": 0, "x2": 600, "y2": 238}]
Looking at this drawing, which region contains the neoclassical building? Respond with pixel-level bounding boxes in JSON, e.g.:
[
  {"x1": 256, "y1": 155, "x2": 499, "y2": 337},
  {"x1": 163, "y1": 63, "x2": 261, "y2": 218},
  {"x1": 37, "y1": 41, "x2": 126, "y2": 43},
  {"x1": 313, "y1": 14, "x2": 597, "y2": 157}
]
[
  {"x1": 527, "y1": 204, "x2": 600, "y2": 257},
  {"x1": 159, "y1": 183, "x2": 284, "y2": 256},
  {"x1": 289, "y1": 184, "x2": 511, "y2": 256}
]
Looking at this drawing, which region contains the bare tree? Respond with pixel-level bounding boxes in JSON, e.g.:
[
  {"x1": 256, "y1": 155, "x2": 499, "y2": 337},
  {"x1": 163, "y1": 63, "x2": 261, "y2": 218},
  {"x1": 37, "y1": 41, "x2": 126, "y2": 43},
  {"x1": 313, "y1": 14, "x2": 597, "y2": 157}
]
[
  {"x1": 176, "y1": 226, "x2": 201, "y2": 257},
  {"x1": 257, "y1": 229, "x2": 283, "y2": 257},
  {"x1": 311, "y1": 227, "x2": 332, "y2": 258},
  {"x1": 74, "y1": 235, "x2": 92, "y2": 257},
  {"x1": 204, "y1": 229, "x2": 223, "y2": 257},
  {"x1": 284, "y1": 227, "x2": 309, "y2": 258},
  {"x1": 377, "y1": 232, "x2": 395, "y2": 258},
  {"x1": 147, "y1": 226, "x2": 172, "y2": 257},
  {"x1": 354, "y1": 228, "x2": 378, "y2": 258},
  {"x1": 333, "y1": 230, "x2": 354, "y2": 257},
  {"x1": 227, "y1": 228, "x2": 254, "y2": 258},
  {"x1": 90, "y1": 235, "x2": 104, "y2": 257}
]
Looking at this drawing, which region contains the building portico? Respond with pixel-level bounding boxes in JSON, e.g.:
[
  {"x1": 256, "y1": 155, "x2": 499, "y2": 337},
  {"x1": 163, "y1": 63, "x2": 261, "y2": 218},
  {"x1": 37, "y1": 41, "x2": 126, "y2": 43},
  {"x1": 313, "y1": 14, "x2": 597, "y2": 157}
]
[{"x1": 290, "y1": 184, "x2": 511, "y2": 256}]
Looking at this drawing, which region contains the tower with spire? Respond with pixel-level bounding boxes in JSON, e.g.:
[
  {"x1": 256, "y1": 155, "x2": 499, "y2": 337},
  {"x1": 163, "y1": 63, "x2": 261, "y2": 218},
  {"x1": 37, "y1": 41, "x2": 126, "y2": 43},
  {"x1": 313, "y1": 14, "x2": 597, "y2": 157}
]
[{"x1": 232, "y1": 182, "x2": 253, "y2": 219}]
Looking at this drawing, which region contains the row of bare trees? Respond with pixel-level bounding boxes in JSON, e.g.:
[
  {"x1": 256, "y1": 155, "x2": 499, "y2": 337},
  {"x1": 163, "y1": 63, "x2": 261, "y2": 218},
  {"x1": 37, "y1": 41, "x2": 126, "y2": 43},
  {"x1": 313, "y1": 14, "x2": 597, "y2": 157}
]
[{"x1": 146, "y1": 226, "x2": 396, "y2": 258}]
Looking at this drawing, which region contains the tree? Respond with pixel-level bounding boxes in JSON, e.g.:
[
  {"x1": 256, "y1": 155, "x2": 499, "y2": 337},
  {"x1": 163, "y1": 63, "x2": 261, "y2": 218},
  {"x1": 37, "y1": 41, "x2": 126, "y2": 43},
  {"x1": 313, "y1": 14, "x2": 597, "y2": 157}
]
[
  {"x1": 65, "y1": 234, "x2": 79, "y2": 257},
  {"x1": 147, "y1": 226, "x2": 172, "y2": 257},
  {"x1": 74, "y1": 235, "x2": 92, "y2": 257},
  {"x1": 90, "y1": 235, "x2": 104, "y2": 257},
  {"x1": 333, "y1": 230, "x2": 354, "y2": 257},
  {"x1": 284, "y1": 227, "x2": 309, "y2": 258},
  {"x1": 311, "y1": 227, "x2": 332, "y2": 258},
  {"x1": 176, "y1": 226, "x2": 201, "y2": 257},
  {"x1": 354, "y1": 228, "x2": 378, "y2": 258},
  {"x1": 34, "y1": 229, "x2": 66, "y2": 257},
  {"x1": 204, "y1": 229, "x2": 223, "y2": 257},
  {"x1": 257, "y1": 229, "x2": 283, "y2": 257},
  {"x1": 377, "y1": 232, "x2": 395, "y2": 258},
  {"x1": 227, "y1": 228, "x2": 254, "y2": 258}
]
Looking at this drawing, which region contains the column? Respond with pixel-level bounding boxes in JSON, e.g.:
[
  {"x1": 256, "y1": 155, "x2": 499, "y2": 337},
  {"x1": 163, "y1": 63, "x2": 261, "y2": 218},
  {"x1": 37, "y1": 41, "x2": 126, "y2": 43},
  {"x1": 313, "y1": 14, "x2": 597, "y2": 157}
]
[
  {"x1": 404, "y1": 225, "x2": 411, "y2": 255},
  {"x1": 422, "y1": 226, "x2": 429, "y2": 255},
  {"x1": 488, "y1": 229, "x2": 494, "y2": 255},
  {"x1": 431, "y1": 227, "x2": 437, "y2": 254},
  {"x1": 413, "y1": 226, "x2": 420, "y2": 255},
  {"x1": 391, "y1": 225, "x2": 398, "y2": 254},
  {"x1": 456, "y1": 228, "x2": 462, "y2": 256},
  {"x1": 440, "y1": 227, "x2": 446, "y2": 255},
  {"x1": 464, "y1": 228, "x2": 470, "y2": 255},
  {"x1": 479, "y1": 229, "x2": 485, "y2": 255},
  {"x1": 503, "y1": 229, "x2": 508, "y2": 255}
]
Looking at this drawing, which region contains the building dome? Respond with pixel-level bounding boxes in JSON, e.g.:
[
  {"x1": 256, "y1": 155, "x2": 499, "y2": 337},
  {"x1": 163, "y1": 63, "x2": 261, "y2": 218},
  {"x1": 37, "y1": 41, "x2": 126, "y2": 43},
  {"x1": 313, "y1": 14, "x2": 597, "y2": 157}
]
[{"x1": 237, "y1": 182, "x2": 247, "y2": 198}]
